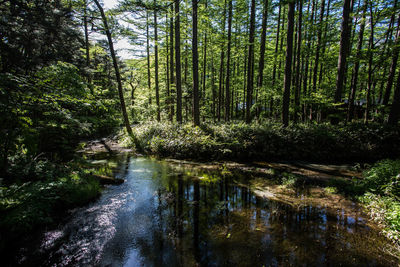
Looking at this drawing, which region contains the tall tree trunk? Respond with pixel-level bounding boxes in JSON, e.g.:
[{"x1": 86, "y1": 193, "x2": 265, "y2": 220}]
[
  {"x1": 256, "y1": 0, "x2": 269, "y2": 119},
  {"x1": 201, "y1": 0, "x2": 208, "y2": 122},
  {"x1": 312, "y1": 0, "x2": 325, "y2": 93},
  {"x1": 383, "y1": 14, "x2": 400, "y2": 106},
  {"x1": 318, "y1": 0, "x2": 331, "y2": 86},
  {"x1": 271, "y1": 4, "x2": 282, "y2": 117},
  {"x1": 246, "y1": 0, "x2": 256, "y2": 124},
  {"x1": 154, "y1": 3, "x2": 160, "y2": 121},
  {"x1": 170, "y1": 4, "x2": 175, "y2": 121},
  {"x1": 334, "y1": 0, "x2": 352, "y2": 103},
  {"x1": 302, "y1": 0, "x2": 314, "y2": 119},
  {"x1": 175, "y1": 0, "x2": 182, "y2": 123},
  {"x1": 282, "y1": 1, "x2": 295, "y2": 127},
  {"x1": 166, "y1": 12, "x2": 171, "y2": 119},
  {"x1": 347, "y1": 0, "x2": 366, "y2": 122},
  {"x1": 192, "y1": 0, "x2": 200, "y2": 126},
  {"x1": 388, "y1": 65, "x2": 400, "y2": 125},
  {"x1": 83, "y1": 0, "x2": 93, "y2": 94},
  {"x1": 93, "y1": 0, "x2": 132, "y2": 135},
  {"x1": 218, "y1": 0, "x2": 227, "y2": 121},
  {"x1": 364, "y1": 2, "x2": 374, "y2": 124},
  {"x1": 225, "y1": 0, "x2": 233, "y2": 121},
  {"x1": 146, "y1": 11, "x2": 152, "y2": 106},
  {"x1": 294, "y1": 0, "x2": 302, "y2": 122}
]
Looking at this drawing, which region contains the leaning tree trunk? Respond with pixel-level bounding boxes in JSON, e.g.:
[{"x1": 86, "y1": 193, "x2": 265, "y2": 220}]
[
  {"x1": 93, "y1": 0, "x2": 132, "y2": 135},
  {"x1": 282, "y1": 0, "x2": 295, "y2": 127}
]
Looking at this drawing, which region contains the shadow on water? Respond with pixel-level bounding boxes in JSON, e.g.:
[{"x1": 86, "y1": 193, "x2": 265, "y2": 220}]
[{"x1": 18, "y1": 154, "x2": 398, "y2": 266}]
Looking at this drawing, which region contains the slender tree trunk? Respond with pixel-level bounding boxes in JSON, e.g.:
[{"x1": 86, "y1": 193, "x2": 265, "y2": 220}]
[
  {"x1": 271, "y1": 4, "x2": 282, "y2": 117},
  {"x1": 201, "y1": 0, "x2": 208, "y2": 122},
  {"x1": 175, "y1": 0, "x2": 182, "y2": 123},
  {"x1": 166, "y1": 12, "x2": 171, "y2": 119},
  {"x1": 218, "y1": 0, "x2": 227, "y2": 121},
  {"x1": 93, "y1": 0, "x2": 132, "y2": 135},
  {"x1": 312, "y1": 0, "x2": 325, "y2": 93},
  {"x1": 282, "y1": 1, "x2": 295, "y2": 127},
  {"x1": 364, "y1": 3, "x2": 374, "y2": 124},
  {"x1": 256, "y1": 0, "x2": 269, "y2": 119},
  {"x1": 225, "y1": 0, "x2": 233, "y2": 121},
  {"x1": 294, "y1": 0, "x2": 302, "y2": 122},
  {"x1": 334, "y1": 0, "x2": 352, "y2": 103},
  {"x1": 154, "y1": 3, "x2": 160, "y2": 121},
  {"x1": 170, "y1": 4, "x2": 175, "y2": 121},
  {"x1": 83, "y1": 0, "x2": 93, "y2": 94},
  {"x1": 388, "y1": 65, "x2": 400, "y2": 125},
  {"x1": 146, "y1": 11, "x2": 152, "y2": 106},
  {"x1": 383, "y1": 15, "x2": 400, "y2": 106},
  {"x1": 192, "y1": 0, "x2": 200, "y2": 126},
  {"x1": 318, "y1": 0, "x2": 331, "y2": 87},
  {"x1": 246, "y1": 0, "x2": 256, "y2": 124},
  {"x1": 302, "y1": 0, "x2": 314, "y2": 119},
  {"x1": 347, "y1": 0, "x2": 366, "y2": 122}
]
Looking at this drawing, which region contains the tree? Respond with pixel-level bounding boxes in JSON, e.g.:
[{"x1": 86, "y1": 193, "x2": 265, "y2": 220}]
[
  {"x1": 192, "y1": 0, "x2": 200, "y2": 126},
  {"x1": 282, "y1": 0, "x2": 295, "y2": 127},
  {"x1": 93, "y1": 0, "x2": 133, "y2": 135},
  {"x1": 175, "y1": 0, "x2": 182, "y2": 123},
  {"x1": 154, "y1": 1, "x2": 160, "y2": 121},
  {"x1": 225, "y1": 0, "x2": 233, "y2": 122},
  {"x1": 334, "y1": 0, "x2": 353, "y2": 103},
  {"x1": 245, "y1": 0, "x2": 256, "y2": 124}
]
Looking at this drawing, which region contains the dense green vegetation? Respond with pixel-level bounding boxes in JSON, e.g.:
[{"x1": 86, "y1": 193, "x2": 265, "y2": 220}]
[{"x1": 132, "y1": 121, "x2": 400, "y2": 162}]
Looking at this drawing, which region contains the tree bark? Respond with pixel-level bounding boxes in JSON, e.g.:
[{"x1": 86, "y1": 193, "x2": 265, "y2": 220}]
[
  {"x1": 282, "y1": 1, "x2": 295, "y2": 127},
  {"x1": 146, "y1": 11, "x2": 152, "y2": 106},
  {"x1": 154, "y1": 2, "x2": 160, "y2": 121},
  {"x1": 225, "y1": 0, "x2": 233, "y2": 121},
  {"x1": 175, "y1": 0, "x2": 182, "y2": 123},
  {"x1": 246, "y1": 0, "x2": 256, "y2": 124},
  {"x1": 93, "y1": 0, "x2": 132, "y2": 135},
  {"x1": 347, "y1": 0, "x2": 366, "y2": 122},
  {"x1": 334, "y1": 0, "x2": 352, "y2": 103},
  {"x1": 294, "y1": 0, "x2": 302, "y2": 122},
  {"x1": 192, "y1": 0, "x2": 200, "y2": 126},
  {"x1": 256, "y1": 0, "x2": 269, "y2": 118},
  {"x1": 312, "y1": 0, "x2": 325, "y2": 93},
  {"x1": 383, "y1": 14, "x2": 400, "y2": 106}
]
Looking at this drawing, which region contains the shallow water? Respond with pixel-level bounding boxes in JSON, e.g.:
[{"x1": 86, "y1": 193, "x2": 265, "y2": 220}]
[{"x1": 19, "y1": 154, "x2": 398, "y2": 266}]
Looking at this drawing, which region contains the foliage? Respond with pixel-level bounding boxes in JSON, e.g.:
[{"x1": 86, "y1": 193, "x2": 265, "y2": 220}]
[
  {"x1": 0, "y1": 62, "x2": 120, "y2": 177},
  {"x1": 132, "y1": 121, "x2": 400, "y2": 162},
  {"x1": 356, "y1": 160, "x2": 400, "y2": 244},
  {"x1": 0, "y1": 165, "x2": 101, "y2": 251}
]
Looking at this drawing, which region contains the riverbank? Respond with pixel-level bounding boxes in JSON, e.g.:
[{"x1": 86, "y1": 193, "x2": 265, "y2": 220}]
[{"x1": 130, "y1": 121, "x2": 400, "y2": 163}]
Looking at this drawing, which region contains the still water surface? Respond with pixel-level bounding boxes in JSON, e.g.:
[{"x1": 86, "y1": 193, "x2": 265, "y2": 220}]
[{"x1": 27, "y1": 154, "x2": 397, "y2": 266}]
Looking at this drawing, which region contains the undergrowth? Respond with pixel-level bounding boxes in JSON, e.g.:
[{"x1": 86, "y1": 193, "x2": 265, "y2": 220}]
[{"x1": 131, "y1": 121, "x2": 400, "y2": 163}]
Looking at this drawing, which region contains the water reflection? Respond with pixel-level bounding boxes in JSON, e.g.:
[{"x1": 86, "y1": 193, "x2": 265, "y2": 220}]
[{"x1": 30, "y1": 155, "x2": 396, "y2": 266}]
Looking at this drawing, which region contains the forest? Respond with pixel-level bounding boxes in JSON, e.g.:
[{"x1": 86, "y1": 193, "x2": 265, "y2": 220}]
[{"x1": 1, "y1": 0, "x2": 400, "y2": 265}]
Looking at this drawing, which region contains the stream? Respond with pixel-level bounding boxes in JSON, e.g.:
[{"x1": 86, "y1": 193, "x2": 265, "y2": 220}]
[{"x1": 17, "y1": 153, "x2": 398, "y2": 266}]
